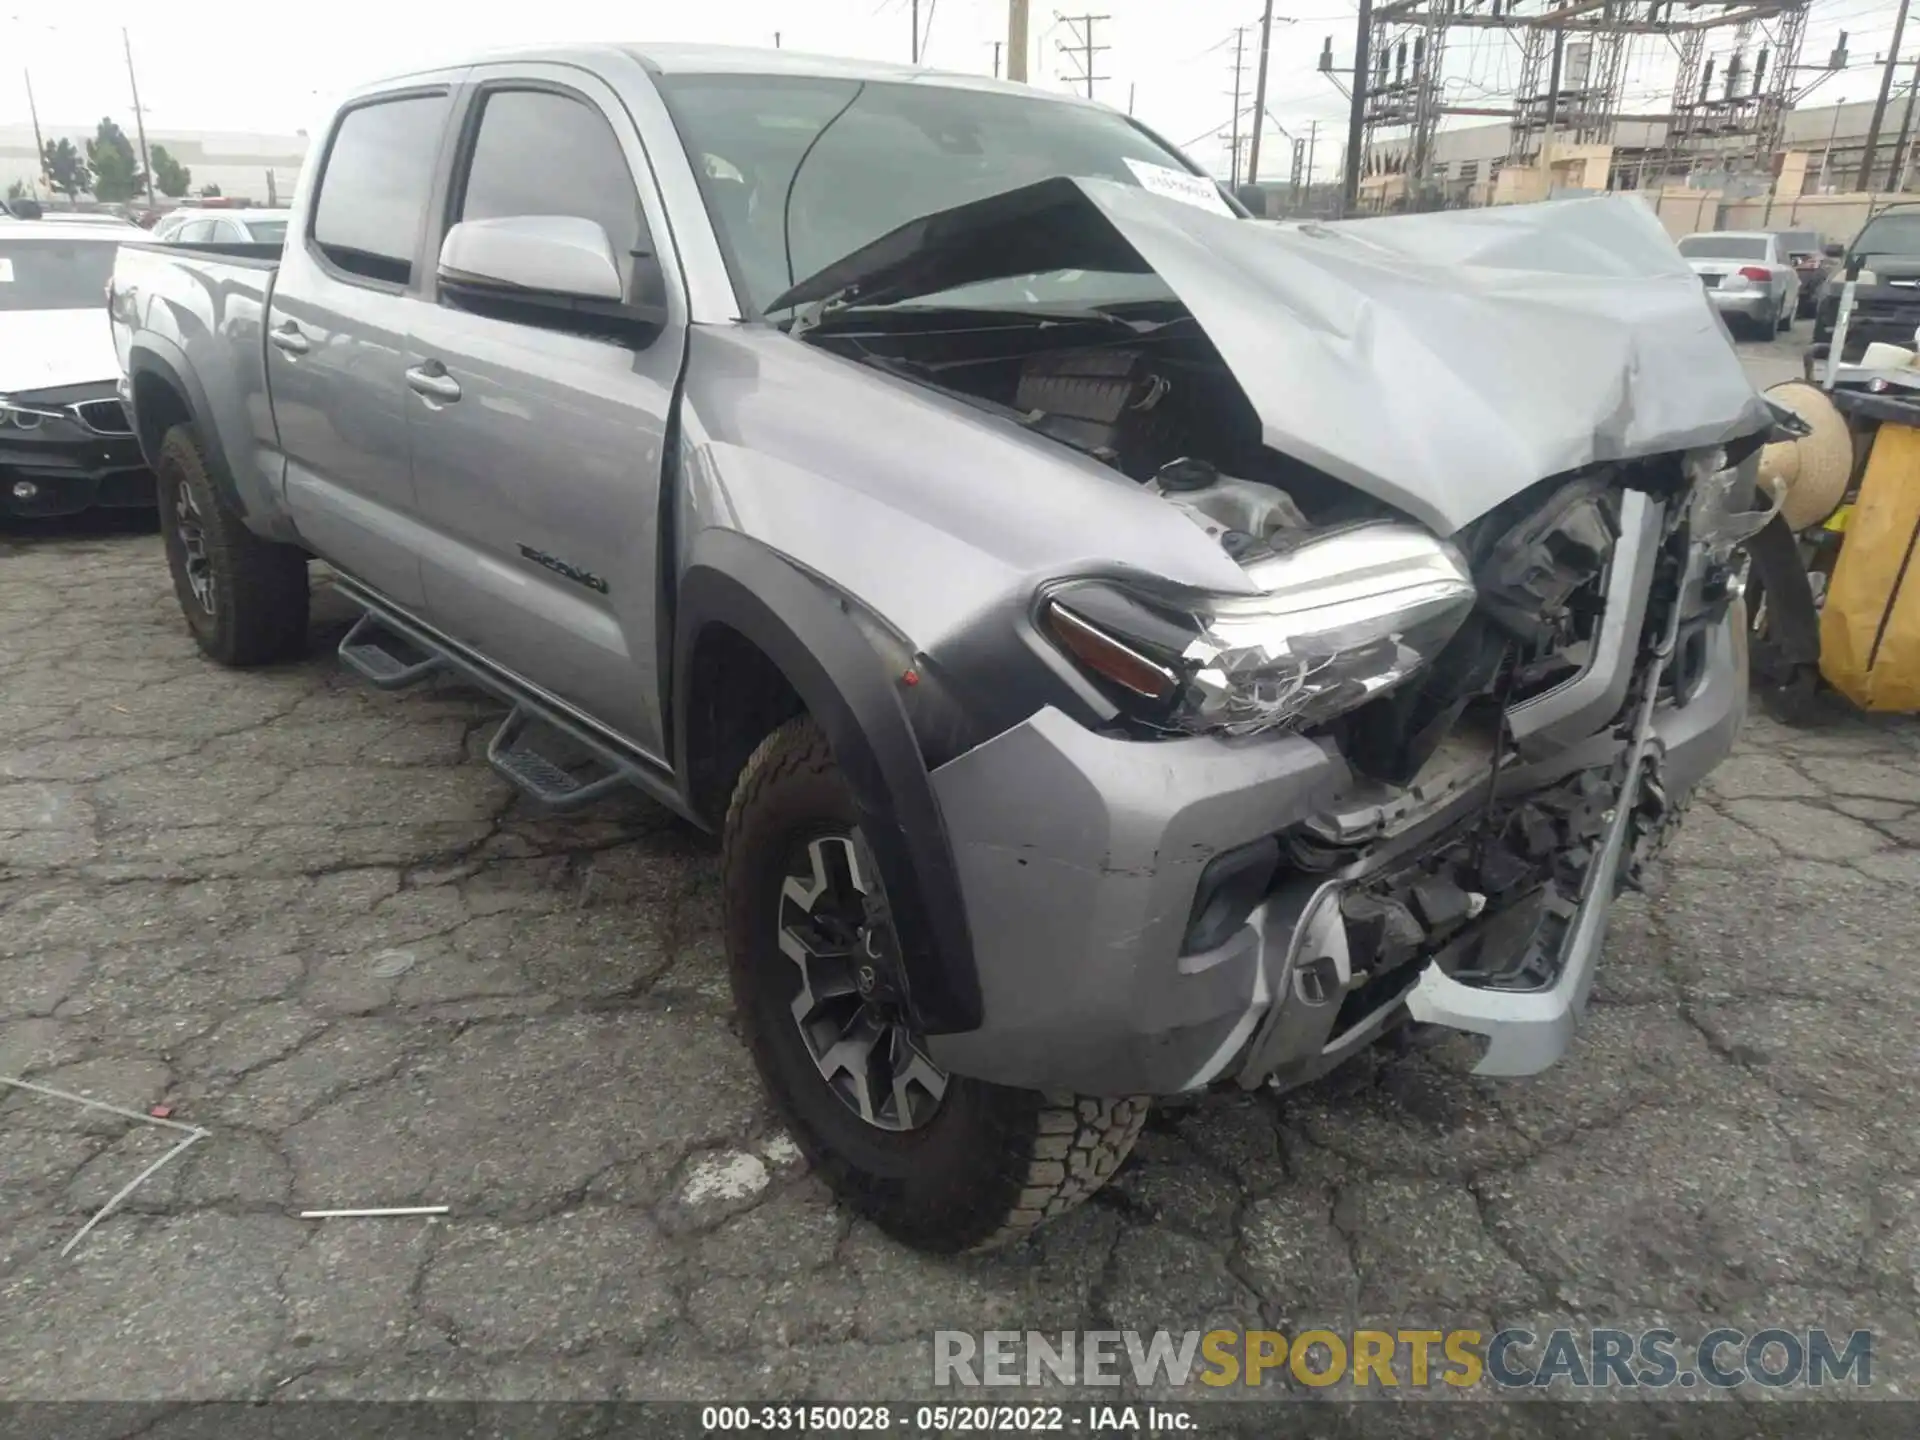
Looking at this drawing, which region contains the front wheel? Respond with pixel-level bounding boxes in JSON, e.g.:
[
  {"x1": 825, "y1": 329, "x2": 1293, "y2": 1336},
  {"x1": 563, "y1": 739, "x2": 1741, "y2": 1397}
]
[
  {"x1": 155, "y1": 423, "x2": 310, "y2": 666},
  {"x1": 721, "y1": 716, "x2": 1147, "y2": 1253}
]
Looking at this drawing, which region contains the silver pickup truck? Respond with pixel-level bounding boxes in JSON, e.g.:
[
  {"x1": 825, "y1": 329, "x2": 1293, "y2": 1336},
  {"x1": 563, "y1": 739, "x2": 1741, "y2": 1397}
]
[{"x1": 111, "y1": 43, "x2": 1771, "y2": 1253}]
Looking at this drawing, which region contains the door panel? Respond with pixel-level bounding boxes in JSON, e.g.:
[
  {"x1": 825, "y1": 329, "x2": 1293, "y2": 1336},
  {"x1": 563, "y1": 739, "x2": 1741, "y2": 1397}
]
[
  {"x1": 406, "y1": 69, "x2": 685, "y2": 754},
  {"x1": 267, "y1": 87, "x2": 457, "y2": 608}
]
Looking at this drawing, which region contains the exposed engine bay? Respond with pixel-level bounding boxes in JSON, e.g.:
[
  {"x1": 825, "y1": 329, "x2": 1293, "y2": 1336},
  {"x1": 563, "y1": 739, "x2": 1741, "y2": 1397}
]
[{"x1": 802, "y1": 308, "x2": 1381, "y2": 554}]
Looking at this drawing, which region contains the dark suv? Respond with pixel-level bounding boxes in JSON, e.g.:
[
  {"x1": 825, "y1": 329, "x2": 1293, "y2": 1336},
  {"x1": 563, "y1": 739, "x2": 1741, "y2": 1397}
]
[{"x1": 1813, "y1": 205, "x2": 1920, "y2": 357}]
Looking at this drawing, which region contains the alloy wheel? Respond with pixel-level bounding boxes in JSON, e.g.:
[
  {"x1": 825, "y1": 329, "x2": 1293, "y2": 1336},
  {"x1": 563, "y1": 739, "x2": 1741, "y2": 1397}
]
[
  {"x1": 777, "y1": 832, "x2": 947, "y2": 1132},
  {"x1": 174, "y1": 479, "x2": 216, "y2": 616}
]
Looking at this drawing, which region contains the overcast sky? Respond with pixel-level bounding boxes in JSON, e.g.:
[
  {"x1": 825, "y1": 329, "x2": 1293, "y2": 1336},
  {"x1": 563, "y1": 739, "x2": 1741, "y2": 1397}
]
[{"x1": 4, "y1": 0, "x2": 1904, "y2": 183}]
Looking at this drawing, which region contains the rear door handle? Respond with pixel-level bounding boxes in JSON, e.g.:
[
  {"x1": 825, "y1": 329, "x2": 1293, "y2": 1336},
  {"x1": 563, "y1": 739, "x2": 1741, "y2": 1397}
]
[
  {"x1": 268, "y1": 323, "x2": 309, "y2": 356},
  {"x1": 405, "y1": 362, "x2": 461, "y2": 404}
]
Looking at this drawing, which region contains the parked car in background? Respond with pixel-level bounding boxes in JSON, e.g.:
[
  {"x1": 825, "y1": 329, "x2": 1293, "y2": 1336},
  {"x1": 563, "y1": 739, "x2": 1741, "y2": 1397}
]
[
  {"x1": 1678, "y1": 230, "x2": 1800, "y2": 336},
  {"x1": 151, "y1": 208, "x2": 292, "y2": 245},
  {"x1": 0, "y1": 219, "x2": 149, "y2": 519},
  {"x1": 1773, "y1": 228, "x2": 1841, "y2": 318},
  {"x1": 1812, "y1": 204, "x2": 1920, "y2": 361}
]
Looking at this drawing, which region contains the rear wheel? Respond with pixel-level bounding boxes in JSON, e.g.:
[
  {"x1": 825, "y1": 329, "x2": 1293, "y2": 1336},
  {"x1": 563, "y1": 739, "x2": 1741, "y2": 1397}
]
[
  {"x1": 722, "y1": 716, "x2": 1147, "y2": 1253},
  {"x1": 156, "y1": 423, "x2": 310, "y2": 666}
]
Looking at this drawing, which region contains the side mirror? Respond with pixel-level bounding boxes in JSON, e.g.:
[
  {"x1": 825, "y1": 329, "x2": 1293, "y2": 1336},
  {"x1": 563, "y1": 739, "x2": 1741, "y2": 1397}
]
[
  {"x1": 439, "y1": 215, "x2": 624, "y2": 302},
  {"x1": 1824, "y1": 242, "x2": 1845, "y2": 258}
]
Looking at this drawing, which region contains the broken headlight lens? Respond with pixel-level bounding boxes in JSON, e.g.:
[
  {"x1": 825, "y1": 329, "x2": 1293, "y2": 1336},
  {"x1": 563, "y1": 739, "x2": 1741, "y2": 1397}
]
[{"x1": 1042, "y1": 522, "x2": 1477, "y2": 737}]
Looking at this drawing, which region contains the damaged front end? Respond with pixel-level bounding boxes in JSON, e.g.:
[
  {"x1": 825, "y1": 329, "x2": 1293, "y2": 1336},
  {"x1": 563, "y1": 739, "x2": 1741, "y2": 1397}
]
[
  {"x1": 927, "y1": 445, "x2": 1764, "y2": 1096},
  {"x1": 782, "y1": 180, "x2": 1775, "y2": 1094}
]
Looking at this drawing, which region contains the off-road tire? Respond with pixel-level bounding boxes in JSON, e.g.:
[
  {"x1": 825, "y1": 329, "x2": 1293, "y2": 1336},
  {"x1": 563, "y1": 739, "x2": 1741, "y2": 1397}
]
[
  {"x1": 156, "y1": 423, "x2": 309, "y2": 666},
  {"x1": 721, "y1": 715, "x2": 1148, "y2": 1253}
]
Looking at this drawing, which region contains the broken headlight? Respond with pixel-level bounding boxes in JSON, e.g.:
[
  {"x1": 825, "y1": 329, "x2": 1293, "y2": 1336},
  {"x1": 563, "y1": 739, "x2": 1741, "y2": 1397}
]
[{"x1": 1041, "y1": 522, "x2": 1478, "y2": 737}]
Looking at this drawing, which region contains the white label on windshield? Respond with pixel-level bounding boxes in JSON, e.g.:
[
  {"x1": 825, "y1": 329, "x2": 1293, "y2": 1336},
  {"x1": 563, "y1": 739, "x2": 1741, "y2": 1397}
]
[
  {"x1": 1124, "y1": 158, "x2": 1234, "y2": 217},
  {"x1": 0, "y1": 258, "x2": 13, "y2": 282}
]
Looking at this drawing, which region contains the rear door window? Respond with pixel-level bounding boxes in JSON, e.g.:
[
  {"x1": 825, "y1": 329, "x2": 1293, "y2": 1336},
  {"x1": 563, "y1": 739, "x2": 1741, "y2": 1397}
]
[{"x1": 310, "y1": 92, "x2": 451, "y2": 286}]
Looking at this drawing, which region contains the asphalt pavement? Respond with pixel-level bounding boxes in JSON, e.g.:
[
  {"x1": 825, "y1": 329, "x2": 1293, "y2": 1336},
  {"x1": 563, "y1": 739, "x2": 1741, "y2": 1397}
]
[{"x1": 2, "y1": 326, "x2": 1918, "y2": 1421}]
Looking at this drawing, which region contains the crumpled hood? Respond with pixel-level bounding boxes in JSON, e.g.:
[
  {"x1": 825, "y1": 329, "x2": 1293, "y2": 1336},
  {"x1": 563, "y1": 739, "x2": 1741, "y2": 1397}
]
[
  {"x1": 777, "y1": 179, "x2": 1774, "y2": 534},
  {"x1": 0, "y1": 308, "x2": 121, "y2": 396}
]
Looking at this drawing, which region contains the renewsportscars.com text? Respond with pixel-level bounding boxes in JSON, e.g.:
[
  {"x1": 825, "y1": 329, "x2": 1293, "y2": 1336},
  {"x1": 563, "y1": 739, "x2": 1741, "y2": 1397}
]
[{"x1": 933, "y1": 1327, "x2": 1874, "y2": 1391}]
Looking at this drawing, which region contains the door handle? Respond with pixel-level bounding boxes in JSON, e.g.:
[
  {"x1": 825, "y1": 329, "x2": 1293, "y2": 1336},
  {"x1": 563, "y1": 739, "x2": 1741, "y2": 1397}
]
[
  {"x1": 405, "y1": 363, "x2": 462, "y2": 404},
  {"x1": 268, "y1": 324, "x2": 309, "y2": 356}
]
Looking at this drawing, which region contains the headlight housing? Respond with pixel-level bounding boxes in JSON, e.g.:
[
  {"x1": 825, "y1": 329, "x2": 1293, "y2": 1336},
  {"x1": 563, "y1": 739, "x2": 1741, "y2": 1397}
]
[
  {"x1": 0, "y1": 397, "x2": 67, "y2": 432},
  {"x1": 1041, "y1": 521, "x2": 1478, "y2": 737}
]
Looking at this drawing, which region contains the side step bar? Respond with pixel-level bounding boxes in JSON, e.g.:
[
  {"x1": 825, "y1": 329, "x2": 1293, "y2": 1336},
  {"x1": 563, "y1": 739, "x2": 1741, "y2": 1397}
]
[
  {"x1": 329, "y1": 594, "x2": 687, "y2": 820},
  {"x1": 338, "y1": 613, "x2": 444, "y2": 690},
  {"x1": 485, "y1": 703, "x2": 649, "y2": 811}
]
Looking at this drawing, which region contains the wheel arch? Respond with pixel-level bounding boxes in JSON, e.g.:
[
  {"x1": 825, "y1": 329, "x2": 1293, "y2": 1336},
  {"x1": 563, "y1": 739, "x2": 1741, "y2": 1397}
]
[
  {"x1": 673, "y1": 528, "x2": 983, "y2": 1035},
  {"x1": 127, "y1": 345, "x2": 246, "y2": 516},
  {"x1": 125, "y1": 342, "x2": 301, "y2": 544}
]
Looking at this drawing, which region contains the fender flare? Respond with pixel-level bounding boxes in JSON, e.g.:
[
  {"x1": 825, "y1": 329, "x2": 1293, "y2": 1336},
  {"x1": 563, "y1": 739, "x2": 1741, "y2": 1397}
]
[
  {"x1": 673, "y1": 529, "x2": 983, "y2": 1035},
  {"x1": 125, "y1": 341, "x2": 260, "y2": 526}
]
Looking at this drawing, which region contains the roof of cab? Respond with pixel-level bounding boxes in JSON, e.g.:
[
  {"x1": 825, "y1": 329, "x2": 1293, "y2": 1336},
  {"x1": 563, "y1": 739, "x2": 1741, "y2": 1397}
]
[{"x1": 357, "y1": 41, "x2": 1103, "y2": 109}]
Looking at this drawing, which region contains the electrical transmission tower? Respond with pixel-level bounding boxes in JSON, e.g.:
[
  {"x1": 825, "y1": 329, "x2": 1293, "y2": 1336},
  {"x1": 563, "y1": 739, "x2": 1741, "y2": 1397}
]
[
  {"x1": 1056, "y1": 13, "x2": 1110, "y2": 100},
  {"x1": 1333, "y1": 0, "x2": 1813, "y2": 201}
]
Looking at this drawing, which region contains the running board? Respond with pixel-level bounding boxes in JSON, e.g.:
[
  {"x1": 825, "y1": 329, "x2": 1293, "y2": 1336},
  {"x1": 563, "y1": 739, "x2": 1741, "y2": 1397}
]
[
  {"x1": 485, "y1": 704, "x2": 639, "y2": 811},
  {"x1": 338, "y1": 613, "x2": 444, "y2": 690},
  {"x1": 327, "y1": 583, "x2": 690, "y2": 822}
]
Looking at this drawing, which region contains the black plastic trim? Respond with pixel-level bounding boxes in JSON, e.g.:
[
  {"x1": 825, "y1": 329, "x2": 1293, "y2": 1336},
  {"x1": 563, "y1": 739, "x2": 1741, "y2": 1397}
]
[
  {"x1": 124, "y1": 347, "x2": 249, "y2": 519},
  {"x1": 673, "y1": 529, "x2": 983, "y2": 1034}
]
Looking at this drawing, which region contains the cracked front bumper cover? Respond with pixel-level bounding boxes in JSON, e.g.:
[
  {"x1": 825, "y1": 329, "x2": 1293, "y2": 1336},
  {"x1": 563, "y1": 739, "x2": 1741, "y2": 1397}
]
[{"x1": 924, "y1": 599, "x2": 1746, "y2": 1097}]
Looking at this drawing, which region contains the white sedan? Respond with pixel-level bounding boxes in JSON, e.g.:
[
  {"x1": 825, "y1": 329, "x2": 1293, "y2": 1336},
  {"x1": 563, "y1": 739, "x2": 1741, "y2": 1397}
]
[{"x1": 1678, "y1": 230, "x2": 1801, "y2": 337}]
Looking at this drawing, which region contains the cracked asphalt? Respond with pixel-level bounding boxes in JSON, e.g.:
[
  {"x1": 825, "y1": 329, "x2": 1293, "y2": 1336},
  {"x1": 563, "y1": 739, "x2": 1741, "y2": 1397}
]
[{"x1": 4, "y1": 344, "x2": 1919, "y2": 1421}]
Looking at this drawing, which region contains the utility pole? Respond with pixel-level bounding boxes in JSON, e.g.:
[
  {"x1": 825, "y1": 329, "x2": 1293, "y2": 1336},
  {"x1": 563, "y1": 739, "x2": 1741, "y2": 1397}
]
[
  {"x1": 24, "y1": 69, "x2": 49, "y2": 194},
  {"x1": 1889, "y1": 59, "x2": 1920, "y2": 192},
  {"x1": 1247, "y1": 0, "x2": 1277, "y2": 184},
  {"x1": 122, "y1": 28, "x2": 155, "y2": 207},
  {"x1": 1128, "y1": 82, "x2": 1135, "y2": 114},
  {"x1": 1306, "y1": 118, "x2": 1319, "y2": 203},
  {"x1": 911, "y1": 0, "x2": 920, "y2": 63},
  {"x1": 990, "y1": 40, "x2": 1002, "y2": 77},
  {"x1": 1858, "y1": 0, "x2": 1912, "y2": 191},
  {"x1": 1056, "y1": 14, "x2": 1109, "y2": 101},
  {"x1": 1008, "y1": 0, "x2": 1030, "y2": 82},
  {"x1": 774, "y1": 31, "x2": 782, "y2": 48},
  {"x1": 1340, "y1": 0, "x2": 1372, "y2": 214},
  {"x1": 1542, "y1": 27, "x2": 1566, "y2": 173},
  {"x1": 1229, "y1": 27, "x2": 1248, "y2": 188}
]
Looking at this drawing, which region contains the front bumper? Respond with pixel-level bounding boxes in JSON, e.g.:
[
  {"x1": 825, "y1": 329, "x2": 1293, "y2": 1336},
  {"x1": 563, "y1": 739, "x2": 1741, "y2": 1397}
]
[
  {"x1": 925, "y1": 602, "x2": 1746, "y2": 1098},
  {"x1": 0, "y1": 389, "x2": 153, "y2": 519},
  {"x1": 1814, "y1": 288, "x2": 1920, "y2": 356}
]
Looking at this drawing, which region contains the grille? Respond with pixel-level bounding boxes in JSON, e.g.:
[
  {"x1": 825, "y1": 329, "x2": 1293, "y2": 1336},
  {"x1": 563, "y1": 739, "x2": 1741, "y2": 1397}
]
[{"x1": 69, "y1": 398, "x2": 133, "y2": 436}]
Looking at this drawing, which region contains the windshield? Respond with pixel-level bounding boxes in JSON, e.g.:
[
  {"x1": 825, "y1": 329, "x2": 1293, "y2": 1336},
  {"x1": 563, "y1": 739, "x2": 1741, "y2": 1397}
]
[
  {"x1": 0, "y1": 237, "x2": 119, "y2": 312},
  {"x1": 1852, "y1": 211, "x2": 1920, "y2": 257},
  {"x1": 656, "y1": 73, "x2": 1209, "y2": 314},
  {"x1": 244, "y1": 220, "x2": 289, "y2": 244},
  {"x1": 1678, "y1": 235, "x2": 1768, "y2": 260}
]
